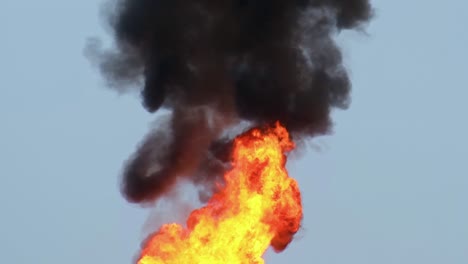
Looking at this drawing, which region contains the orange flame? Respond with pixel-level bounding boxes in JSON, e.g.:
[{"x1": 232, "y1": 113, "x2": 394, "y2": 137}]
[{"x1": 139, "y1": 123, "x2": 303, "y2": 264}]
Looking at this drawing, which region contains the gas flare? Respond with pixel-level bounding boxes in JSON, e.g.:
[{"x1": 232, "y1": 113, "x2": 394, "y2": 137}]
[
  {"x1": 87, "y1": 1, "x2": 373, "y2": 262},
  {"x1": 138, "y1": 123, "x2": 302, "y2": 264}
]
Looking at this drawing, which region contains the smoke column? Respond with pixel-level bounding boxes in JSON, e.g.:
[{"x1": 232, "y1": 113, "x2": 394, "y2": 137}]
[{"x1": 88, "y1": 0, "x2": 372, "y2": 203}]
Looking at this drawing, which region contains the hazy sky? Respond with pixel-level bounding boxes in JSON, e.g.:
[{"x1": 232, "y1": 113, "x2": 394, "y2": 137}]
[{"x1": 1, "y1": 1, "x2": 467, "y2": 263}]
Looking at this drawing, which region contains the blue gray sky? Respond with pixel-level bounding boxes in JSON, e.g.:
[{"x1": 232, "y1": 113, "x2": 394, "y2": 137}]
[{"x1": 1, "y1": 1, "x2": 467, "y2": 263}]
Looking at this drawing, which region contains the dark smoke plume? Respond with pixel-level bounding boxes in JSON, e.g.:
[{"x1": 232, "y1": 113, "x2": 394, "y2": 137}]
[{"x1": 88, "y1": 0, "x2": 372, "y2": 203}]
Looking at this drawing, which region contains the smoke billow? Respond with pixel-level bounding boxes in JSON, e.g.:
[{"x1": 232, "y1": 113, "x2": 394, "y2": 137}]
[{"x1": 88, "y1": 0, "x2": 372, "y2": 203}]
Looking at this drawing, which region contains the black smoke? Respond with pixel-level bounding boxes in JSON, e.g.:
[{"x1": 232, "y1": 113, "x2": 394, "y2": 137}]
[{"x1": 88, "y1": 0, "x2": 372, "y2": 203}]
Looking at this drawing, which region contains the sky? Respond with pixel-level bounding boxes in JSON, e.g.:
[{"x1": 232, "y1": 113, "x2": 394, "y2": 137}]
[{"x1": 1, "y1": 0, "x2": 467, "y2": 263}]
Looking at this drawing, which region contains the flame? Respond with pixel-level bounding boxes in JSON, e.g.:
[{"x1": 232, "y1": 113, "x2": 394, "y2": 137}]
[{"x1": 138, "y1": 123, "x2": 303, "y2": 264}]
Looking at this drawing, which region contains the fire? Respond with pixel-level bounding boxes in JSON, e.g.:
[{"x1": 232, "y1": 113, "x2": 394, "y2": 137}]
[{"x1": 138, "y1": 123, "x2": 303, "y2": 264}]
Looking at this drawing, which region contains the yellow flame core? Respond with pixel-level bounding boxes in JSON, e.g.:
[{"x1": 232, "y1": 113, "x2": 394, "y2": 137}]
[{"x1": 139, "y1": 123, "x2": 303, "y2": 264}]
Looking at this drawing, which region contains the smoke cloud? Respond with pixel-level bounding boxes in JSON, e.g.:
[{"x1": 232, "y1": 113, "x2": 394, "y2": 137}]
[{"x1": 88, "y1": 0, "x2": 372, "y2": 203}]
